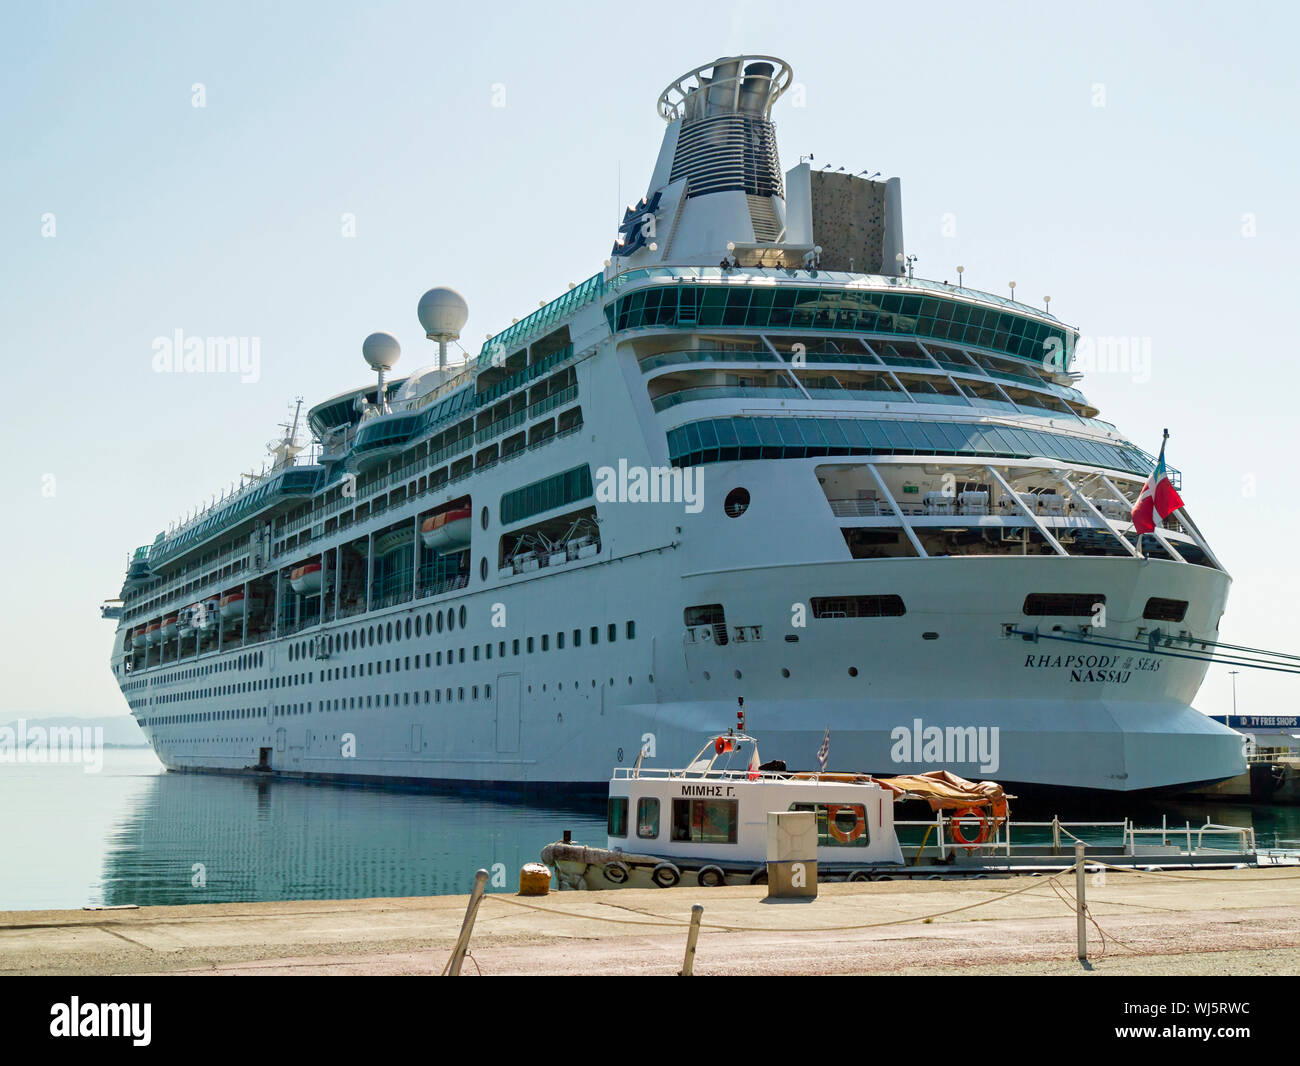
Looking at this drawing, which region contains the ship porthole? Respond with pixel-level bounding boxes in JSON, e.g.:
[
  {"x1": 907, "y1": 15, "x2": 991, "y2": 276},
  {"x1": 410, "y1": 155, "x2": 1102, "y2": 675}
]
[
  {"x1": 848, "y1": 666, "x2": 859, "y2": 677},
  {"x1": 480, "y1": 506, "x2": 489, "y2": 530},
  {"x1": 724, "y1": 487, "x2": 750, "y2": 517},
  {"x1": 480, "y1": 556, "x2": 488, "y2": 581},
  {"x1": 781, "y1": 668, "x2": 790, "y2": 678}
]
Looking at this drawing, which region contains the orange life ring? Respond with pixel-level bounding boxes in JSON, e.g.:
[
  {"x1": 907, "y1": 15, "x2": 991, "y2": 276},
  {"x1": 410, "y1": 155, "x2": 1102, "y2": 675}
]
[
  {"x1": 826, "y1": 804, "x2": 866, "y2": 844},
  {"x1": 949, "y1": 806, "x2": 989, "y2": 848}
]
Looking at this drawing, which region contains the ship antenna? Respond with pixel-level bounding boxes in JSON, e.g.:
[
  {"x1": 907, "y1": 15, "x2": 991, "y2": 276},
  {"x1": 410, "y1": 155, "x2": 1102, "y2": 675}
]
[
  {"x1": 417, "y1": 288, "x2": 470, "y2": 372},
  {"x1": 361, "y1": 333, "x2": 402, "y2": 413}
]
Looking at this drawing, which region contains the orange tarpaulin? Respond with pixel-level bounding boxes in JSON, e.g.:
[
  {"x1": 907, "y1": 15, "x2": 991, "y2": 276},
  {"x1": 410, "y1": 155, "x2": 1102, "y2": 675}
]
[{"x1": 875, "y1": 769, "x2": 1008, "y2": 814}]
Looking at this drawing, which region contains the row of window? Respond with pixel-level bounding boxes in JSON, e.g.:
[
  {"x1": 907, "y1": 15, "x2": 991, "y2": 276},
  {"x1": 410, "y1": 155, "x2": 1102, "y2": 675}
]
[
  {"x1": 500, "y1": 464, "x2": 593, "y2": 527},
  {"x1": 142, "y1": 682, "x2": 498, "y2": 729},
  {"x1": 666, "y1": 416, "x2": 1156, "y2": 480},
  {"x1": 1022, "y1": 594, "x2": 1189, "y2": 622},
  {"x1": 608, "y1": 797, "x2": 872, "y2": 848},
  {"x1": 606, "y1": 283, "x2": 1071, "y2": 366},
  {"x1": 143, "y1": 622, "x2": 639, "y2": 709}
]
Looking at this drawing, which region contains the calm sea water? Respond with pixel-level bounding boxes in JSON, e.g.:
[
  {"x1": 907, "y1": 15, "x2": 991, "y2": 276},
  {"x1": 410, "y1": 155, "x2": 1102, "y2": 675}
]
[
  {"x1": 1, "y1": 748, "x2": 604, "y2": 910},
  {"x1": 4, "y1": 749, "x2": 1299, "y2": 910}
]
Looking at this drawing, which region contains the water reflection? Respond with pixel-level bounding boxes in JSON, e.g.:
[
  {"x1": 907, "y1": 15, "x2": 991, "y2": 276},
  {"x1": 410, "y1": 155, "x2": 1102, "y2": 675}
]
[
  {"x1": 5, "y1": 748, "x2": 1300, "y2": 910},
  {"x1": 99, "y1": 765, "x2": 603, "y2": 906}
]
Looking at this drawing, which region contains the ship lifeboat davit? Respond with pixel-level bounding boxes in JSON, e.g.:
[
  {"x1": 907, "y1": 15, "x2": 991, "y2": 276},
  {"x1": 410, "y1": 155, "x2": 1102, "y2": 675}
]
[
  {"x1": 220, "y1": 591, "x2": 248, "y2": 621},
  {"x1": 289, "y1": 560, "x2": 323, "y2": 595},
  {"x1": 196, "y1": 599, "x2": 220, "y2": 630},
  {"x1": 144, "y1": 621, "x2": 162, "y2": 645},
  {"x1": 420, "y1": 506, "x2": 472, "y2": 551},
  {"x1": 161, "y1": 614, "x2": 179, "y2": 640}
]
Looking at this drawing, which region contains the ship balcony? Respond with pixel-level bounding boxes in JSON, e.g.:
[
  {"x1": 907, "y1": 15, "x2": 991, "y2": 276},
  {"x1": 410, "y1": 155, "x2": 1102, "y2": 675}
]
[
  {"x1": 812, "y1": 457, "x2": 1212, "y2": 568},
  {"x1": 636, "y1": 333, "x2": 1098, "y2": 419}
]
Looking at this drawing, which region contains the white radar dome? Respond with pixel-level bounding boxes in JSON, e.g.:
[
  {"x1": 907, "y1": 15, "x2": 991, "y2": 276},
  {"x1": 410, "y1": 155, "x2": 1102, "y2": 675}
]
[
  {"x1": 362, "y1": 332, "x2": 401, "y2": 371},
  {"x1": 417, "y1": 287, "x2": 469, "y2": 341}
]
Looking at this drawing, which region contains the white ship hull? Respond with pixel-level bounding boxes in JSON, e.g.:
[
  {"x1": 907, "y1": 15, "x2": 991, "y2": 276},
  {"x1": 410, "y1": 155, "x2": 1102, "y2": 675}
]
[
  {"x1": 114, "y1": 536, "x2": 1242, "y2": 794},
  {"x1": 108, "y1": 54, "x2": 1245, "y2": 798}
]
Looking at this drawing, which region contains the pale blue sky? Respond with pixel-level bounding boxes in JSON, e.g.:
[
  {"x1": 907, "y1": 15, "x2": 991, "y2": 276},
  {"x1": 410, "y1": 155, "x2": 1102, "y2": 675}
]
[{"x1": 2, "y1": 0, "x2": 1297, "y2": 720}]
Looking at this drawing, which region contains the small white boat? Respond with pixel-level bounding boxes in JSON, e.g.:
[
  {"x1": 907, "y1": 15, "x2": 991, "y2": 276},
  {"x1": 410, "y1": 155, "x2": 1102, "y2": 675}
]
[
  {"x1": 543, "y1": 725, "x2": 1009, "y2": 889},
  {"x1": 160, "y1": 614, "x2": 178, "y2": 640},
  {"x1": 131, "y1": 629, "x2": 147, "y2": 650},
  {"x1": 144, "y1": 622, "x2": 161, "y2": 646}
]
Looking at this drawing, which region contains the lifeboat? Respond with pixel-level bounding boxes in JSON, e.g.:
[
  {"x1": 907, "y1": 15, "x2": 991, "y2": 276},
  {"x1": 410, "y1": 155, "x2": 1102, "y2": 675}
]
[
  {"x1": 219, "y1": 591, "x2": 247, "y2": 621},
  {"x1": 161, "y1": 614, "x2": 179, "y2": 640},
  {"x1": 420, "y1": 506, "x2": 472, "y2": 551},
  {"x1": 289, "y1": 560, "x2": 323, "y2": 595},
  {"x1": 131, "y1": 629, "x2": 147, "y2": 650},
  {"x1": 144, "y1": 621, "x2": 162, "y2": 645}
]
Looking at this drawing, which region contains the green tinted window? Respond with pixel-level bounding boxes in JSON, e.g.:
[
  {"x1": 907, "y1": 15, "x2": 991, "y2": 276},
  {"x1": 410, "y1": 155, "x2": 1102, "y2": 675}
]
[
  {"x1": 500, "y1": 464, "x2": 593, "y2": 526},
  {"x1": 607, "y1": 283, "x2": 1069, "y2": 368},
  {"x1": 671, "y1": 799, "x2": 739, "y2": 844},
  {"x1": 789, "y1": 802, "x2": 871, "y2": 848},
  {"x1": 607, "y1": 796, "x2": 628, "y2": 837},
  {"x1": 637, "y1": 797, "x2": 660, "y2": 839}
]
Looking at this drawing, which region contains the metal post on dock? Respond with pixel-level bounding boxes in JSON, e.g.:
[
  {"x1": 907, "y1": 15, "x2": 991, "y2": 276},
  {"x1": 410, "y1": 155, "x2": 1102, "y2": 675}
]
[
  {"x1": 446, "y1": 868, "x2": 489, "y2": 976},
  {"x1": 679, "y1": 905, "x2": 704, "y2": 976},
  {"x1": 1074, "y1": 841, "x2": 1086, "y2": 961}
]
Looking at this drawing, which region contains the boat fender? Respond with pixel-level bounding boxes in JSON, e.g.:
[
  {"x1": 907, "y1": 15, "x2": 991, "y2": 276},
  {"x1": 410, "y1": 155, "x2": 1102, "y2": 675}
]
[
  {"x1": 651, "y1": 862, "x2": 681, "y2": 888},
  {"x1": 603, "y1": 860, "x2": 630, "y2": 885},
  {"x1": 697, "y1": 865, "x2": 726, "y2": 888}
]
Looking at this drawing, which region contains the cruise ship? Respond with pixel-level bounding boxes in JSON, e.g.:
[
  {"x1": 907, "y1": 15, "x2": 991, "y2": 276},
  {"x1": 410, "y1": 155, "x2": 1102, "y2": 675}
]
[{"x1": 105, "y1": 55, "x2": 1245, "y2": 795}]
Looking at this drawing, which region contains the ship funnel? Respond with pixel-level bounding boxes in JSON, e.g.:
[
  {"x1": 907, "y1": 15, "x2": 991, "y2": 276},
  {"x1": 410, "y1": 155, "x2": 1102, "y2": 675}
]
[
  {"x1": 706, "y1": 58, "x2": 742, "y2": 114},
  {"x1": 613, "y1": 56, "x2": 796, "y2": 266},
  {"x1": 737, "y1": 61, "x2": 775, "y2": 116}
]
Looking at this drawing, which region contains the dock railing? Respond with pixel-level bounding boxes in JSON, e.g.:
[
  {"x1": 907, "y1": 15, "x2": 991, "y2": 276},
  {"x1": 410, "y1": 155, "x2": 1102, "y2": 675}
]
[{"x1": 896, "y1": 815, "x2": 1255, "y2": 863}]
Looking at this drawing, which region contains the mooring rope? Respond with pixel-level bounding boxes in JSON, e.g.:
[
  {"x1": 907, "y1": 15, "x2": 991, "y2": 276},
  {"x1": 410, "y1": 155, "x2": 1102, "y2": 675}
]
[{"x1": 480, "y1": 870, "x2": 1070, "y2": 934}]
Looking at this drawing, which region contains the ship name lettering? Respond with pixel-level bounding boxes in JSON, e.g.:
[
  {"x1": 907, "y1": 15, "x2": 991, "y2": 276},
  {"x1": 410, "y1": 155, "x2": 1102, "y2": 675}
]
[{"x1": 680, "y1": 785, "x2": 735, "y2": 797}]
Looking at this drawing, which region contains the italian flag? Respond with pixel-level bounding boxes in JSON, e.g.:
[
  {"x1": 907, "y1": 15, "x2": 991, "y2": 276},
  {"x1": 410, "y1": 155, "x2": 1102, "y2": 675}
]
[{"x1": 1132, "y1": 441, "x2": 1185, "y2": 534}]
